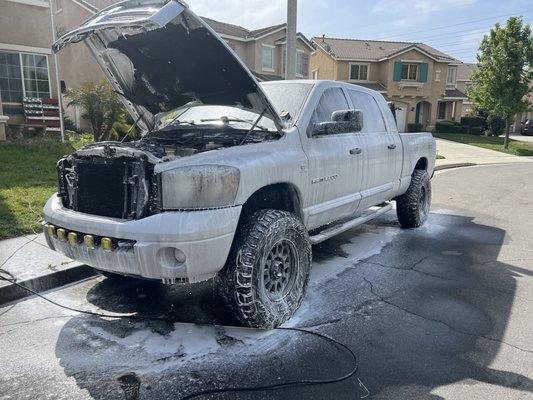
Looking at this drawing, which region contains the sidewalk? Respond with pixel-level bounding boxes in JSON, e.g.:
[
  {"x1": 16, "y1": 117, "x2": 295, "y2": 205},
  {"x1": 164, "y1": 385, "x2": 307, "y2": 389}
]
[
  {"x1": 435, "y1": 138, "x2": 533, "y2": 170},
  {"x1": 509, "y1": 133, "x2": 533, "y2": 144},
  {"x1": 0, "y1": 233, "x2": 95, "y2": 304}
]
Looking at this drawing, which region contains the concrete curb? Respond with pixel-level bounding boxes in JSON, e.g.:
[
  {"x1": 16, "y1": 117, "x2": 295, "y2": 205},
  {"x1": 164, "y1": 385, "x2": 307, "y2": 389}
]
[
  {"x1": 435, "y1": 162, "x2": 477, "y2": 171},
  {"x1": 0, "y1": 264, "x2": 96, "y2": 305}
]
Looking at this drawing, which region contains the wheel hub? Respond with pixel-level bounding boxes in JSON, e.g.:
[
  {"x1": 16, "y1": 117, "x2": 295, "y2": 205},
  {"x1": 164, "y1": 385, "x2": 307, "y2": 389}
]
[{"x1": 263, "y1": 240, "x2": 297, "y2": 301}]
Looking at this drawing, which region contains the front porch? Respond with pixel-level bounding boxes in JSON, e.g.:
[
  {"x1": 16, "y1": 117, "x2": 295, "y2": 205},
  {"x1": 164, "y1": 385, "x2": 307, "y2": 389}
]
[{"x1": 389, "y1": 97, "x2": 464, "y2": 132}]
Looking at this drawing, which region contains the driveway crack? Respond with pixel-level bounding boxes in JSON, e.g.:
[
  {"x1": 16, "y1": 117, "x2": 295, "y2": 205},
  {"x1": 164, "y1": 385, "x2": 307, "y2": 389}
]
[{"x1": 362, "y1": 277, "x2": 533, "y2": 355}]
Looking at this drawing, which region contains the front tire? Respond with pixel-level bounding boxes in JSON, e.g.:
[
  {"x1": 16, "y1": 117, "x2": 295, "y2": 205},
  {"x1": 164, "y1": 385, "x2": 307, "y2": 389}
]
[
  {"x1": 396, "y1": 169, "x2": 431, "y2": 228},
  {"x1": 217, "y1": 210, "x2": 311, "y2": 329}
]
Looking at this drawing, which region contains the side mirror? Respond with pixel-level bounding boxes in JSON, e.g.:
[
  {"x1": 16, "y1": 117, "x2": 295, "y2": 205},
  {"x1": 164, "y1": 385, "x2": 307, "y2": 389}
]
[{"x1": 311, "y1": 109, "x2": 363, "y2": 136}]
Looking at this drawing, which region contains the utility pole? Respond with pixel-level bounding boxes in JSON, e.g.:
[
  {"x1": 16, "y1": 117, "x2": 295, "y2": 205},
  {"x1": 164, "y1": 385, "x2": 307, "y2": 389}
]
[
  {"x1": 285, "y1": 0, "x2": 297, "y2": 80},
  {"x1": 48, "y1": 0, "x2": 65, "y2": 142}
]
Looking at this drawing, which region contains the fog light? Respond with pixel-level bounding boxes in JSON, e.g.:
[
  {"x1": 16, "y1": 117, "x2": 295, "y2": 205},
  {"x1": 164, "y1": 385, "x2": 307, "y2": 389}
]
[
  {"x1": 101, "y1": 237, "x2": 113, "y2": 251},
  {"x1": 57, "y1": 228, "x2": 66, "y2": 241},
  {"x1": 174, "y1": 248, "x2": 186, "y2": 264},
  {"x1": 68, "y1": 232, "x2": 78, "y2": 245},
  {"x1": 84, "y1": 235, "x2": 95, "y2": 249},
  {"x1": 47, "y1": 224, "x2": 56, "y2": 237}
]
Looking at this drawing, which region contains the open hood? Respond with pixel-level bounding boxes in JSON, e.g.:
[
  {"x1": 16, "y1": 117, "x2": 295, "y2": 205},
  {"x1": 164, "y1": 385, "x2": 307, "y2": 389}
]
[{"x1": 53, "y1": 0, "x2": 283, "y2": 133}]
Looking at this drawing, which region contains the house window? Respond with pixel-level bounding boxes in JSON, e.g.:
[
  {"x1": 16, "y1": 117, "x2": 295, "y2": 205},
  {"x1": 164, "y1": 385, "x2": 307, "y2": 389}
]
[
  {"x1": 262, "y1": 45, "x2": 275, "y2": 71},
  {"x1": 446, "y1": 66, "x2": 457, "y2": 85},
  {"x1": 312, "y1": 69, "x2": 319, "y2": 80},
  {"x1": 296, "y1": 51, "x2": 308, "y2": 77},
  {"x1": 435, "y1": 69, "x2": 441, "y2": 82},
  {"x1": 401, "y1": 63, "x2": 418, "y2": 80},
  {"x1": 349, "y1": 63, "x2": 369, "y2": 81},
  {"x1": 437, "y1": 102, "x2": 447, "y2": 120},
  {"x1": 0, "y1": 51, "x2": 50, "y2": 103}
]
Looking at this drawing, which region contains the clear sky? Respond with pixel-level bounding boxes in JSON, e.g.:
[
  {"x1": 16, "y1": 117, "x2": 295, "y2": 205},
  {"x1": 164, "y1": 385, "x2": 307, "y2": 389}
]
[{"x1": 188, "y1": 0, "x2": 533, "y2": 63}]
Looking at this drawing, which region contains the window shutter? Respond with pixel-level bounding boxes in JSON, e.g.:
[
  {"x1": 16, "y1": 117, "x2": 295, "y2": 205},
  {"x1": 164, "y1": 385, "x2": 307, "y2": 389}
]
[
  {"x1": 302, "y1": 53, "x2": 309, "y2": 77},
  {"x1": 393, "y1": 61, "x2": 402, "y2": 81},
  {"x1": 419, "y1": 63, "x2": 428, "y2": 82}
]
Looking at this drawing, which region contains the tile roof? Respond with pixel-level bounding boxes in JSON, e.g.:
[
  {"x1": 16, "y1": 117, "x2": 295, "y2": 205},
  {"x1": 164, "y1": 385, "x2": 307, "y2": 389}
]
[
  {"x1": 201, "y1": 17, "x2": 250, "y2": 38},
  {"x1": 312, "y1": 37, "x2": 455, "y2": 62},
  {"x1": 456, "y1": 62, "x2": 476, "y2": 81},
  {"x1": 78, "y1": 2, "x2": 303, "y2": 43},
  {"x1": 444, "y1": 88, "x2": 468, "y2": 99}
]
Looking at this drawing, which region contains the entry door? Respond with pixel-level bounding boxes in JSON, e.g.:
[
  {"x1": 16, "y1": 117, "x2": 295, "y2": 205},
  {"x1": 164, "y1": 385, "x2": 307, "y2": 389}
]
[
  {"x1": 395, "y1": 105, "x2": 407, "y2": 133},
  {"x1": 301, "y1": 87, "x2": 364, "y2": 230},
  {"x1": 347, "y1": 90, "x2": 402, "y2": 209}
]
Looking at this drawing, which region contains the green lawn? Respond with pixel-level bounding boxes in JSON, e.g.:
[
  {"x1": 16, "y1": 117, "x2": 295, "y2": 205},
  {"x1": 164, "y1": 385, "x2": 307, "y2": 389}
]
[
  {"x1": 433, "y1": 132, "x2": 533, "y2": 157},
  {"x1": 0, "y1": 138, "x2": 83, "y2": 240}
]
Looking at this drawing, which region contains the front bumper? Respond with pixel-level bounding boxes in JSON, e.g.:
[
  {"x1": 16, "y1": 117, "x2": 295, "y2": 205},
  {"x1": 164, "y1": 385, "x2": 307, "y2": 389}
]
[{"x1": 43, "y1": 195, "x2": 241, "y2": 283}]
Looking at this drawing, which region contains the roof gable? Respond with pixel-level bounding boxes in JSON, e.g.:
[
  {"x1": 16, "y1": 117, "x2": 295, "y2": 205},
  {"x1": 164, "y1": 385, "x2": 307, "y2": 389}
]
[{"x1": 312, "y1": 37, "x2": 455, "y2": 63}]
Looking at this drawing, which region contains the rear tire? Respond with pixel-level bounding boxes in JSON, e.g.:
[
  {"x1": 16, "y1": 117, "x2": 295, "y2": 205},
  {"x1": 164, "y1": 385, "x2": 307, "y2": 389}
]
[
  {"x1": 396, "y1": 169, "x2": 431, "y2": 228},
  {"x1": 216, "y1": 210, "x2": 311, "y2": 329}
]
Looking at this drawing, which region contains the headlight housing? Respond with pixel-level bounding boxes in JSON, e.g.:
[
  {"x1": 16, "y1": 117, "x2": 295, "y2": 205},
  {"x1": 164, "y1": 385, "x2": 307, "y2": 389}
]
[{"x1": 161, "y1": 165, "x2": 240, "y2": 210}]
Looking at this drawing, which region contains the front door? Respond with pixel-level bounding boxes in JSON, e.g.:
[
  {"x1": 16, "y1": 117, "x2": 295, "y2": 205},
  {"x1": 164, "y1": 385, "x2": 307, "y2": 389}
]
[
  {"x1": 395, "y1": 104, "x2": 407, "y2": 133},
  {"x1": 347, "y1": 89, "x2": 402, "y2": 209},
  {"x1": 300, "y1": 87, "x2": 364, "y2": 230}
]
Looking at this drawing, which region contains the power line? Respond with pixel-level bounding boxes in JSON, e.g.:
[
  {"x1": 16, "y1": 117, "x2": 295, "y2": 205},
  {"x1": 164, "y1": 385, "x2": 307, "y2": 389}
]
[{"x1": 372, "y1": 9, "x2": 533, "y2": 40}]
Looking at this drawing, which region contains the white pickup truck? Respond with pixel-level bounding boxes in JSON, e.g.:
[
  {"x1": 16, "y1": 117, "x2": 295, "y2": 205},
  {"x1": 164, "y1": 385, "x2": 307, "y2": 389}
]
[{"x1": 44, "y1": 0, "x2": 436, "y2": 328}]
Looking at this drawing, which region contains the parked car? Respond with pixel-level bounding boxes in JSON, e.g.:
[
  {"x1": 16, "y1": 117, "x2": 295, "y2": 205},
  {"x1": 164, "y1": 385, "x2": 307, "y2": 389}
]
[
  {"x1": 45, "y1": 0, "x2": 436, "y2": 328},
  {"x1": 521, "y1": 119, "x2": 532, "y2": 136}
]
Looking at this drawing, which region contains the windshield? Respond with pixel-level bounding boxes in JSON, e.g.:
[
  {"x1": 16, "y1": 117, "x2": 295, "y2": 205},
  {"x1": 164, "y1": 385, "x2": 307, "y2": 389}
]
[
  {"x1": 155, "y1": 105, "x2": 278, "y2": 131},
  {"x1": 260, "y1": 82, "x2": 314, "y2": 125},
  {"x1": 154, "y1": 82, "x2": 314, "y2": 132}
]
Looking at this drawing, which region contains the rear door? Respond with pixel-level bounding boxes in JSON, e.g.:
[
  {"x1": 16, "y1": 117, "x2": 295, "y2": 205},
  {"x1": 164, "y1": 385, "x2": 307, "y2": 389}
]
[
  {"x1": 300, "y1": 87, "x2": 364, "y2": 230},
  {"x1": 347, "y1": 89, "x2": 402, "y2": 210}
]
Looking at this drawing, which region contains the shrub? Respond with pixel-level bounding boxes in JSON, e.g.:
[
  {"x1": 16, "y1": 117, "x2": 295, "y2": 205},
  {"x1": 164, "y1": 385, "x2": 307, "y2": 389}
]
[
  {"x1": 407, "y1": 123, "x2": 423, "y2": 132},
  {"x1": 461, "y1": 116, "x2": 486, "y2": 129},
  {"x1": 486, "y1": 114, "x2": 505, "y2": 136},
  {"x1": 460, "y1": 125, "x2": 471, "y2": 134},
  {"x1": 470, "y1": 126, "x2": 484, "y2": 135},
  {"x1": 435, "y1": 121, "x2": 457, "y2": 133}
]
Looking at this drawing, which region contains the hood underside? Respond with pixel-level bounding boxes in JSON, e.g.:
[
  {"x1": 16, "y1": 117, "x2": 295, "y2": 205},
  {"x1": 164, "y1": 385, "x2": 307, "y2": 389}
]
[{"x1": 53, "y1": 0, "x2": 283, "y2": 133}]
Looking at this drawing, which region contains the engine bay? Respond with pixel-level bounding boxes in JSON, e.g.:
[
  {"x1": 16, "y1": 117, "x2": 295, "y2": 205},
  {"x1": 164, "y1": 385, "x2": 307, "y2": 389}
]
[{"x1": 81, "y1": 126, "x2": 280, "y2": 162}]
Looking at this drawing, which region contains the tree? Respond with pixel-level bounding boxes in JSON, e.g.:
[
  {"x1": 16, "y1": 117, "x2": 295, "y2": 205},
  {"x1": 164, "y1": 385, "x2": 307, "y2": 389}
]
[
  {"x1": 65, "y1": 79, "x2": 125, "y2": 142},
  {"x1": 468, "y1": 17, "x2": 533, "y2": 148}
]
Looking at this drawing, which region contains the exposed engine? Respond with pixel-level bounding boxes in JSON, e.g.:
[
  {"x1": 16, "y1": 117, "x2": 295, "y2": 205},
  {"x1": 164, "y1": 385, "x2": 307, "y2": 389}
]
[{"x1": 57, "y1": 127, "x2": 278, "y2": 220}]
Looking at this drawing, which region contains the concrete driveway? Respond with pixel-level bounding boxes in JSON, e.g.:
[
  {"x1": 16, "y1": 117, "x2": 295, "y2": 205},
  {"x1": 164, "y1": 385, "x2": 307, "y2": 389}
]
[{"x1": 0, "y1": 164, "x2": 532, "y2": 399}]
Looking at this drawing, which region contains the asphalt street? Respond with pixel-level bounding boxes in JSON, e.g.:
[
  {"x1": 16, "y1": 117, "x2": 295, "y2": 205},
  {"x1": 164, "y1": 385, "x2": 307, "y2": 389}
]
[{"x1": 0, "y1": 163, "x2": 532, "y2": 400}]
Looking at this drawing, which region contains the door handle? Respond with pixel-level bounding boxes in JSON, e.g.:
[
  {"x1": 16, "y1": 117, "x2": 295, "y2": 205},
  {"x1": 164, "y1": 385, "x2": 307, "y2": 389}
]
[
  {"x1": 387, "y1": 144, "x2": 397, "y2": 150},
  {"x1": 349, "y1": 147, "x2": 362, "y2": 155}
]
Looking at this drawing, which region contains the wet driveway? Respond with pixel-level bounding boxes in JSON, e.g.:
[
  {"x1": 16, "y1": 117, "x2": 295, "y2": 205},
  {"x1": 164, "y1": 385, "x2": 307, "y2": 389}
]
[{"x1": 0, "y1": 163, "x2": 532, "y2": 399}]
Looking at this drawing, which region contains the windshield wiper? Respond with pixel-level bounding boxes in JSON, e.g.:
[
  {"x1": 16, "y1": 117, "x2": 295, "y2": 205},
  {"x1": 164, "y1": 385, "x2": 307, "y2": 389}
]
[{"x1": 200, "y1": 116, "x2": 270, "y2": 131}]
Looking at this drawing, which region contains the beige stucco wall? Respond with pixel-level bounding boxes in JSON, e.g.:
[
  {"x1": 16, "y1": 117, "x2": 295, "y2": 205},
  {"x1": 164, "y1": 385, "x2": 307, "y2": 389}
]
[
  {"x1": 0, "y1": 1, "x2": 53, "y2": 49},
  {"x1": 225, "y1": 39, "x2": 249, "y2": 69},
  {"x1": 0, "y1": 1, "x2": 59, "y2": 125},
  {"x1": 334, "y1": 60, "x2": 383, "y2": 83},
  {"x1": 384, "y1": 51, "x2": 453, "y2": 130},
  {"x1": 309, "y1": 46, "x2": 336, "y2": 80},
  {"x1": 248, "y1": 29, "x2": 311, "y2": 78},
  {"x1": 53, "y1": 1, "x2": 104, "y2": 89}
]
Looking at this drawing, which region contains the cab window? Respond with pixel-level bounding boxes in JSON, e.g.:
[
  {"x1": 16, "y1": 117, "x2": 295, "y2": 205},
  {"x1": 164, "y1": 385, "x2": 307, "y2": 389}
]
[
  {"x1": 308, "y1": 88, "x2": 349, "y2": 135},
  {"x1": 348, "y1": 91, "x2": 387, "y2": 132}
]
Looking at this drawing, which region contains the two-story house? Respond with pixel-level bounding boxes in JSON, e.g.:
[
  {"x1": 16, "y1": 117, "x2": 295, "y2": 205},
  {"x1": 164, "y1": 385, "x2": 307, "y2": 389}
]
[
  {"x1": 201, "y1": 17, "x2": 313, "y2": 81},
  {"x1": 310, "y1": 36, "x2": 469, "y2": 132},
  {"x1": 0, "y1": 0, "x2": 60, "y2": 140},
  {"x1": 455, "y1": 62, "x2": 476, "y2": 117}
]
